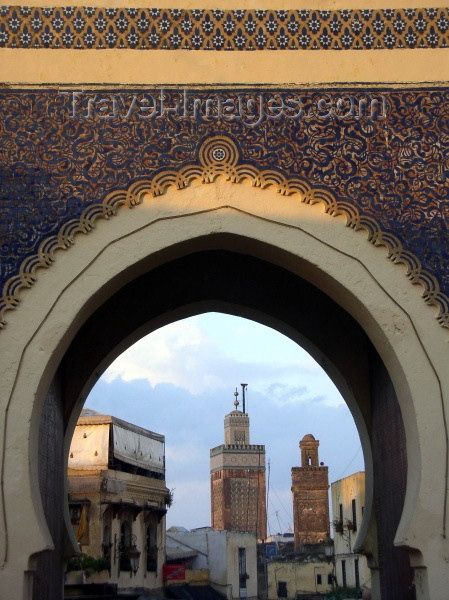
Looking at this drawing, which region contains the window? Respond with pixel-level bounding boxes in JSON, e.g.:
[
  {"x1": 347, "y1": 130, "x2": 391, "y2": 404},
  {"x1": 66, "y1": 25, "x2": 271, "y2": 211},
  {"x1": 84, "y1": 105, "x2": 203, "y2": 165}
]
[
  {"x1": 235, "y1": 430, "x2": 246, "y2": 442},
  {"x1": 146, "y1": 522, "x2": 158, "y2": 572},
  {"x1": 69, "y1": 504, "x2": 82, "y2": 528},
  {"x1": 69, "y1": 502, "x2": 89, "y2": 544},
  {"x1": 238, "y1": 547, "x2": 247, "y2": 593},
  {"x1": 102, "y1": 524, "x2": 111, "y2": 567},
  {"x1": 351, "y1": 499, "x2": 357, "y2": 532},
  {"x1": 341, "y1": 559, "x2": 347, "y2": 588},
  {"x1": 355, "y1": 558, "x2": 360, "y2": 589},
  {"x1": 277, "y1": 581, "x2": 287, "y2": 598},
  {"x1": 316, "y1": 574, "x2": 322, "y2": 585},
  {"x1": 327, "y1": 573, "x2": 333, "y2": 585},
  {"x1": 120, "y1": 521, "x2": 132, "y2": 572}
]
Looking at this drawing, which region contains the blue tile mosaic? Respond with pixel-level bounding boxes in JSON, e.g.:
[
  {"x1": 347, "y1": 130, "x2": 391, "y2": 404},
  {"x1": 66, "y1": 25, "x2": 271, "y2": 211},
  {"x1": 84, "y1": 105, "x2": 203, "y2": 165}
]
[{"x1": 0, "y1": 88, "x2": 448, "y2": 325}]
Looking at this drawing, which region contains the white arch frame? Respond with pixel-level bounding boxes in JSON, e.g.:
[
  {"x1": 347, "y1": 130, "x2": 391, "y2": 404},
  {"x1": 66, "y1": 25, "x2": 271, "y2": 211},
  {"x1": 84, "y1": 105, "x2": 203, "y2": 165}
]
[{"x1": 0, "y1": 178, "x2": 448, "y2": 599}]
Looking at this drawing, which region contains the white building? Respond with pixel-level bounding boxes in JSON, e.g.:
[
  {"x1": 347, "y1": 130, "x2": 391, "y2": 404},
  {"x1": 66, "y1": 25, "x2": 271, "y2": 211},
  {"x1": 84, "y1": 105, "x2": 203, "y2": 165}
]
[
  {"x1": 266, "y1": 558, "x2": 333, "y2": 599},
  {"x1": 166, "y1": 527, "x2": 258, "y2": 599},
  {"x1": 67, "y1": 409, "x2": 169, "y2": 594},
  {"x1": 331, "y1": 472, "x2": 371, "y2": 592}
]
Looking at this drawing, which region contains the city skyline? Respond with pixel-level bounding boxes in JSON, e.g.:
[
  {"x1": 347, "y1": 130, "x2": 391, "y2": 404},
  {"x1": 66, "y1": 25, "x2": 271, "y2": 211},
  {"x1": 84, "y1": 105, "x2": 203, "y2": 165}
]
[{"x1": 86, "y1": 312, "x2": 364, "y2": 533}]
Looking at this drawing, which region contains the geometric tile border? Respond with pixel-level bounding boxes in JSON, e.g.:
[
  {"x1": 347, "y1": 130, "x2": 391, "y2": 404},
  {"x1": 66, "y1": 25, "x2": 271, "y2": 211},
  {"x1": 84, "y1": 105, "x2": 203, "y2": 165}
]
[{"x1": 0, "y1": 7, "x2": 449, "y2": 50}]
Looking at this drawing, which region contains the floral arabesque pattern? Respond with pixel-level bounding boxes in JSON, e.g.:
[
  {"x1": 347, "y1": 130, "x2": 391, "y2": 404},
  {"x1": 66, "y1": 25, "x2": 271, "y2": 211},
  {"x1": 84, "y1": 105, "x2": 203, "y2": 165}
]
[{"x1": 0, "y1": 88, "x2": 448, "y2": 327}]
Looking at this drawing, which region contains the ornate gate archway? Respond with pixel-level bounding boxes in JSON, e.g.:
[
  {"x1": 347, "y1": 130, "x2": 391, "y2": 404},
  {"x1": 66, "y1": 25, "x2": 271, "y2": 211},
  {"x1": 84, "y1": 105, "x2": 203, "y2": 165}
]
[
  {"x1": 1, "y1": 5, "x2": 449, "y2": 596},
  {"x1": 0, "y1": 164, "x2": 448, "y2": 599}
]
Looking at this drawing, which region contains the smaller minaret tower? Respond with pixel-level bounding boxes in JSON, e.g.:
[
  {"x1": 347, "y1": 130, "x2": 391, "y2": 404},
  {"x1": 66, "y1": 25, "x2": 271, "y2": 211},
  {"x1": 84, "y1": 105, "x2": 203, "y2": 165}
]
[{"x1": 291, "y1": 434, "x2": 330, "y2": 550}]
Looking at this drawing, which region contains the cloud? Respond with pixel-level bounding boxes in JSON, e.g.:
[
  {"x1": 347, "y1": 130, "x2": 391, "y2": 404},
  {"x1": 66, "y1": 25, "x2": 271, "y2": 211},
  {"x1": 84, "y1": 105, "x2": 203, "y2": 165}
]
[
  {"x1": 166, "y1": 442, "x2": 203, "y2": 466},
  {"x1": 266, "y1": 383, "x2": 309, "y2": 405},
  {"x1": 102, "y1": 317, "x2": 340, "y2": 405},
  {"x1": 103, "y1": 320, "x2": 217, "y2": 394},
  {"x1": 166, "y1": 480, "x2": 211, "y2": 529}
]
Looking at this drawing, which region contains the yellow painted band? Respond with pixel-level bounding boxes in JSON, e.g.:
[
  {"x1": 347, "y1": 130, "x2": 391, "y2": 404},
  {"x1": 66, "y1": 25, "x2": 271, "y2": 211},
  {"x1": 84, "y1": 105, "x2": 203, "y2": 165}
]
[{"x1": 1, "y1": 48, "x2": 449, "y2": 86}]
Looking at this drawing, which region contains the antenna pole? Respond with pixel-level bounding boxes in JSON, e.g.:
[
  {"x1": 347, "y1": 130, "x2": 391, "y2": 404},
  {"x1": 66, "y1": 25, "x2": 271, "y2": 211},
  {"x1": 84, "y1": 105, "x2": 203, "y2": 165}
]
[{"x1": 241, "y1": 383, "x2": 248, "y2": 413}]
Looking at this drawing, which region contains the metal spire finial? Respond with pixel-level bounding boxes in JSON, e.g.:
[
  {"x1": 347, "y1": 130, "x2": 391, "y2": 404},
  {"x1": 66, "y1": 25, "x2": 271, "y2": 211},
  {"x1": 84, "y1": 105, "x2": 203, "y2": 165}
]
[{"x1": 233, "y1": 387, "x2": 239, "y2": 409}]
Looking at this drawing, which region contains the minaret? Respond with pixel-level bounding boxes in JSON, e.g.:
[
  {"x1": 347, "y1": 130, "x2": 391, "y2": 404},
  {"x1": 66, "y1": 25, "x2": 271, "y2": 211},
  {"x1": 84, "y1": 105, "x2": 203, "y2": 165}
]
[
  {"x1": 224, "y1": 389, "x2": 250, "y2": 445},
  {"x1": 210, "y1": 388, "x2": 267, "y2": 539},
  {"x1": 291, "y1": 434, "x2": 330, "y2": 550}
]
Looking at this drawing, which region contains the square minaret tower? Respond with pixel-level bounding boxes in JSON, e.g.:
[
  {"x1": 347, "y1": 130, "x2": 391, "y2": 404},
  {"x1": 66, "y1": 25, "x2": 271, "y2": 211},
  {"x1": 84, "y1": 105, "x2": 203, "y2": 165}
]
[
  {"x1": 210, "y1": 391, "x2": 266, "y2": 540},
  {"x1": 291, "y1": 433, "x2": 330, "y2": 550}
]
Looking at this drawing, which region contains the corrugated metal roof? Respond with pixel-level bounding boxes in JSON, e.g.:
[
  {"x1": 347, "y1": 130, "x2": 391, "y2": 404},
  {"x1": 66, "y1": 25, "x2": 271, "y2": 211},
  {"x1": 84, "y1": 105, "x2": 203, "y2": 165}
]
[{"x1": 78, "y1": 409, "x2": 164, "y2": 442}]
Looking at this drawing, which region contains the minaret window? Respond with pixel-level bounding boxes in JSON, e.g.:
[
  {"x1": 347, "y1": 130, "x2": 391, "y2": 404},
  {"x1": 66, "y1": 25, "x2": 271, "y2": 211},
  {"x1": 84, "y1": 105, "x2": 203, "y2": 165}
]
[{"x1": 235, "y1": 430, "x2": 245, "y2": 443}]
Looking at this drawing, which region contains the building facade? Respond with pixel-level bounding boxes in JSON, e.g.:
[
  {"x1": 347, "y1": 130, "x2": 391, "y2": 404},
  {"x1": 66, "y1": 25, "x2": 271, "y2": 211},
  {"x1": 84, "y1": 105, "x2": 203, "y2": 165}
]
[
  {"x1": 266, "y1": 559, "x2": 333, "y2": 599},
  {"x1": 331, "y1": 472, "x2": 371, "y2": 593},
  {"x1": 210, "y1": 394, "x2": 267, "y2": 540},
  {"x1": 166, "y1": 528, "x2": 258, "y2": 600},
  {"x1": 291, "y1": 434, "x2": 330, "y2": 549},
  {"x1": 67, "y1": 410, "x2": 169, "y2": 594}
]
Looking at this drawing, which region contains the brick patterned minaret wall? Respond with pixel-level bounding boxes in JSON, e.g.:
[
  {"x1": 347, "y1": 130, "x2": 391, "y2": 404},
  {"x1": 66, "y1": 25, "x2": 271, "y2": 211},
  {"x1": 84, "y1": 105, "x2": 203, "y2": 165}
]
[
  {"x1": 291, "y1": 434, "x2": 330, "y2": 550},
  {"x1": 210, "y1": 403, "x2": 266, "y2": 539},
  {"x1": 211, "y1": 463, "x2": 266, "y2": 538}
]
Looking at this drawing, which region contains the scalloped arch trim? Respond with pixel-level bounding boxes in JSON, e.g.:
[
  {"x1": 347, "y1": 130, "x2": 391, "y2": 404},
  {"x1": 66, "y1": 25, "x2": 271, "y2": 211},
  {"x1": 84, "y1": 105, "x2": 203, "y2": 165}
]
[{"x1": 1, "y1": 134, "x2": 448, "y2": 329}]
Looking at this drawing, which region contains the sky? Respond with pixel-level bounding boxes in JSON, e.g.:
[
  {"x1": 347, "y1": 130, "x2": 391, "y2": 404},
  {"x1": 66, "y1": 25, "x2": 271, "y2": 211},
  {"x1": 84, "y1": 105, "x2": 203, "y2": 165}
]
[{"x1": 86, "y1": 312, "x2": 364, "y2": 535}]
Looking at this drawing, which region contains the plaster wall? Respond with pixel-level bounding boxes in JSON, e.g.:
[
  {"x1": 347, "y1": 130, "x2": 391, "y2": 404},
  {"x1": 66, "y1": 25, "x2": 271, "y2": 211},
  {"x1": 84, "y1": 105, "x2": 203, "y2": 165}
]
[
  {"x1": 208, "y1": 531, "x2": 230, "y2": 594},
  {"x1": 166, "y1": 530, "x2": 211, "y2": 571},
  {"x1": 166, "y1": 529, "x2": 257, "y2": 599},
  {"x1": 68, "y1": 423, "x2": 110, "y2": 470},
  {"x1": 267, "y1": 560, "x2": 333, "y2": 599},
  {"x1": 335, "y1": 555, "x2": 371, "y2": 591},
  {"x1": 185, "y1": 569, "x2": 210, "y2": 585},
  {"x1": 331, "y1": 473, "x2": 371, "y2": 590},
  {"x1": 332, "y1": 472, "x2": 366, "y2": 555},
  {"x1": 2, "y1": 47, "x2": 449, "y2": 86},
  {"x1": 225, "y1": 531, "x2": 258, "y2": 600}
]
